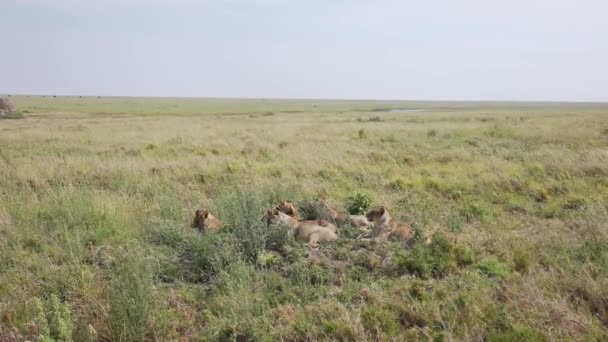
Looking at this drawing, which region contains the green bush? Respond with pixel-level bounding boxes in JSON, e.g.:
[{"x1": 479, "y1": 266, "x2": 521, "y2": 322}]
[
  {"x1": 478, "y1": 258, "x2": 510, "y2": 278},
  {"x1": 345, "y1": 192, "x2": 373, "y2": 215},
  {"x1": 390, "y1": 233, "x2": 460, "y2": 278},
  {"x1": 297, "y1": 199, "x2": 334, "y2": 221},
  {"x1": 179, "y1": 233, "x2": 238, "y2": 283},
  {"x1": 25, "y1": 295, "x2": 74, "y2": 341},
  {"x1": 513, "y1": 249, "x2": 531, "y2": 274}
]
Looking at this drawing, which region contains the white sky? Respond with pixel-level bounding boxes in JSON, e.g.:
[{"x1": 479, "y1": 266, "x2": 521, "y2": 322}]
[{"x1": 1, "y1": 0, "x2": 607, "y2": 101}]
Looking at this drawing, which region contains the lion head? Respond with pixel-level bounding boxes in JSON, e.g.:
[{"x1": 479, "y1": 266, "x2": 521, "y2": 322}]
[
  {"x1": 365, "y1": 206, "x2": 387, "y2": 223},
  {"x1": 192, "y1": 209, "x2": 223, "y2": 232},
  {"x1": 276, "y1": 200, "x2": 300, "y2": 219},
  {"x1": 192, "y1": 209, "x2": 209, "y2": 231}
]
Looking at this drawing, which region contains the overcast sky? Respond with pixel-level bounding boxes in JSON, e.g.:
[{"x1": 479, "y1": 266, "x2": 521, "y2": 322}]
[{"x1": 1, "y1": 0, "x2": 607, "y2": 101}]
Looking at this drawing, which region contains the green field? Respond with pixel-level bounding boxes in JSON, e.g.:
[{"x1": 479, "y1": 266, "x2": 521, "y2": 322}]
[{"x1": 1, "y1": 96, "x2": 608, "y2": 341}]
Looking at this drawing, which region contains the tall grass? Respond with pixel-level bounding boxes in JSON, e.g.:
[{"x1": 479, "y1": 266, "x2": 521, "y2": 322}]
[{"x1": 0, "y1": 96, "x2": 607, "y2": 340}]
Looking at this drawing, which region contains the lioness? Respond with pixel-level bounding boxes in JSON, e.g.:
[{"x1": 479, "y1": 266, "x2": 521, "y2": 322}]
[
  {"x1": 365, "y1": 206, "x2": 415, "y2": 244},
  {"x1": 276, "y1": 200, "x2": 300, "y2": 220},
  {"x1": 276, "y1": 200, "x2": 338, "y2": 230},
  {"x1": 264, "y1": 208, "x2": 338, "y2": 247},
  {"x1": 192, "y1": 209, "x2": 224, "y2": 233},
  {"x1": 320, "y1": 198, "x2": 370, "y2": 228}
]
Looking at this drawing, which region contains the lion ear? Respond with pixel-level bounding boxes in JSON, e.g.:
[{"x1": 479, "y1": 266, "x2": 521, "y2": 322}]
[
  {"x1": 202, "y1": 209, "x2": 209, "y2": 218},
  {"x1": 379, "y1": 207, "x2": 385, "y2": 214}
]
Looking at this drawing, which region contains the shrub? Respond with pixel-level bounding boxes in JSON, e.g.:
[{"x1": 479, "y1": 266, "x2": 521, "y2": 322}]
[
  {"x1": 358, "y1": 128, "x2": 366, "y2": 139},
  {"x1": 179, "y1": 233, "x2": 238, "y2": 283},
  {"x1": 459, "y1": 198, "x2": 494, "y2": 223},
  {"x1": 513, "y1": 249, "x2": 531, "y2": 274},
  {"x1": 25, "y1": 295, "x2": 74, "y2": 341},
  {"x1": 390, "y1": 233, "x2": 459, "y2": 279},
  {"x1": 108, "y1": 249, "x2": 154, "y2": 342},
  {"x1": 478, "y1": 258, "x2": 510, "y2": 278},
  {"x1": 297, "y1": 199, "x2": 334, "y2": 222},
  {"x1": 215, "y1": 189, "x2": 269, "y2": 262},
  {"x1": 345, "y1": 192, "x2": 373, "y2": 215}
]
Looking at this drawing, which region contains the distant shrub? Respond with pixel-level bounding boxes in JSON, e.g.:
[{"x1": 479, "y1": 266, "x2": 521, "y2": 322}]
[
  {"x1": 358, "y1": 128, "x2": 366, "y2": 139},
  {"x1": 427, "y1": 129, "x2": 437, "y2": 137},
  {"x1": 346, "y1": 192, "x2": 373, "y2": 215},
  {"x1": 513, "y1": 249, "x2": 531, "y2": 274},
  {"x1": 380, "y1": 134, "x2": 397, "y2": 143},
  {"x1": 358, "y1": 116, "x2": 383, "y2": 122}
]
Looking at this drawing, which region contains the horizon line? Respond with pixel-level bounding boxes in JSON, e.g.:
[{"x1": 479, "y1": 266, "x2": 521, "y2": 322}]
[{"x1": 2, "y1": 93, "x2": 608, "y2": 105}]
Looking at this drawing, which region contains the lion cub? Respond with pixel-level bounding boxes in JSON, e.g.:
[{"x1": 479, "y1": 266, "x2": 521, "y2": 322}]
[
  {"x1": 365, "y1": 207, "x2": 415, "y2": 244},
  {"x1": 192, "y1": 209, "x2": 224, "y2": 233},
  {"x1": 319, "y1": 199, "x2": 370, "y2": 228},
  {"x1": 264, "y1": 208, "x2": 338, "y2": 247}
]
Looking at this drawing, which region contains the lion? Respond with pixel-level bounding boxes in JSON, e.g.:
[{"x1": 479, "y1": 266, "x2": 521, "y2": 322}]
[
  {"x1": 275, "y1": 200, "x2": 338, "y2": 231},
  {"x1": 365, "y1": 206, "x2": 416, "y2": 244},
  {"x1": 264, "y1": 208, "x2": 338, "y2": 247},
  {"x1": 276, "y1": 200, "x2": 300, "y2": 220},
  {"x1": 319, "y1": 198, "x2": 370, "y2": 228},
  {"x1": 192, "y1": 209, "x2": 224, "y2": 233}
]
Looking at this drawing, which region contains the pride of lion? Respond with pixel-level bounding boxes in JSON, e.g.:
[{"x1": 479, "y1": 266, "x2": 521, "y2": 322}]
[{"x1": 192, "y1": 199, "x2": 425, "y2": 248}]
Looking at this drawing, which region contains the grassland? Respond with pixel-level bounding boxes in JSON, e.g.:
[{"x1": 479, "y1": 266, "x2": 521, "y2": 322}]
[{"x1": 1, "y1": 96, "x2": 607, "y2": 341}]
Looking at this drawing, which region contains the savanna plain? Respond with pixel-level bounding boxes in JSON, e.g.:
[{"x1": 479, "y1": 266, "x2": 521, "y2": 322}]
[{"x1": 1, "y1": 96, "x2": 608, "y2": 341}]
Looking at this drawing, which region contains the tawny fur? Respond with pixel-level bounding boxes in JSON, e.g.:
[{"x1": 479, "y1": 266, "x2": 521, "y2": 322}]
[
  {"x1": 320, "y1": 199, "x2": 370, "y2": 228},
  {"x1": 276, "y1": 201, "x2": 337, "y2": 231},
  {"x1": 276, "y1": 200, "x2": 300, "y2": 220},
  {"x1": 192, "y1": 209, "x2": 224, "y2": 233},
  {"x1": 264, "y1": 208, "x2": 338, "y2": 247},
  {"x1": 365, "y1": 207, "x2": 415, "y2": 243}
]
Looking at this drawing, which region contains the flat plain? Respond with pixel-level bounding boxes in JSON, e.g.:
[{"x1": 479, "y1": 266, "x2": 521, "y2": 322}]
[{"x1": 1, "y1": 96, "x2": 608, "y2": 341}]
